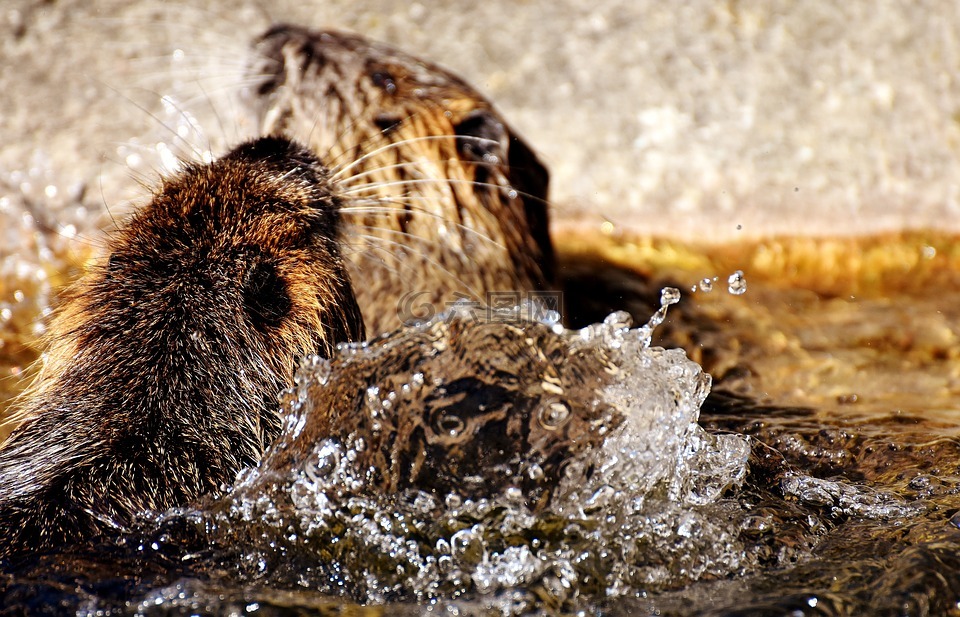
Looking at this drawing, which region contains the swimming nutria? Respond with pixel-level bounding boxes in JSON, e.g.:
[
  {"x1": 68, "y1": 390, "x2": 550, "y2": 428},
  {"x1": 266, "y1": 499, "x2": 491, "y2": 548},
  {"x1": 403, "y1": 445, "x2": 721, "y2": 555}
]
[
  {"x1": 0, "y1": 136, "x2": 364, "y2": 559},
  {"x1": 246, "y1": 25, "x2": 556, "y2": 334}
]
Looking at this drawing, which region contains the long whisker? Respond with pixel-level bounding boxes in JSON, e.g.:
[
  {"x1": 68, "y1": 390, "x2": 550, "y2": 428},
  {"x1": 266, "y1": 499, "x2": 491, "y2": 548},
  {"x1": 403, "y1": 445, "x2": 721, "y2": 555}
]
[
  {"x1": 339, "y1": 177, "x2": 547, "y2": 208},
  {"x1": 343, "y1": 230, "x2": 482, "y2": 298},
  {"x1": 329, "y1": 135, "x2": 500, "y2": 181},
  {"x1": 347, "y1": 221, "x2": 491, "y2": 253},
  {"x1": 319, "y1": 98, "x2": 448, "y2": 171},
  {"x1": 335, "y1": 158, "x2": 508, "y2": 189},
  {"x1": 340, "y1": 204, "x2": 506, "y2": 250},
  {"x1": 96, "y1": 81, "x2": 209, "y2": 163}
]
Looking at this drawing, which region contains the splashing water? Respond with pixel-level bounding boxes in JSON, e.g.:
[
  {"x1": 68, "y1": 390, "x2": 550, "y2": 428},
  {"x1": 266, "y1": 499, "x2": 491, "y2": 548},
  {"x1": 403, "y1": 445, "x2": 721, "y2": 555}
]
[{"x1": 148, "y1": 289, "x2": 750, "y2": 612}]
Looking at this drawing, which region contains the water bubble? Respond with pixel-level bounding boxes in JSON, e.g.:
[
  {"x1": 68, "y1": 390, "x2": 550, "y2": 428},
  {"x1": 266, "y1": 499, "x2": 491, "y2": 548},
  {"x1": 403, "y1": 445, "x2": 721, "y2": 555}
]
[
  {"x1": 525, "y1": 463, "x2": 545, "y2": 481},
  {"x1": 450, "y1": 526, "x2": 485, "y2": 562},
  {"x1": 436, "y1": 413, "x2": 466, "y2": 438},
  {"x1": 299, "y1": 355, "x2": 331, "y2": 386},
  {"x1": 541, "y1": 309, "x2": 562, "y2": 326},
  {"x1": 538, "y1": 400, "x2": 571, "y2": 430},
  {"x1": 584, "y1": 485, "x2": 616, "y2": 514},
  {"x1": 305, "y1": 441, "x2": 342, "y2": 483},
  {"x1": 504, "y1": 487, "x2": 524, "y2": 502},
  {"x1": 602, "y1": 311, "x2": 633, "y2": 331},
  {"x1": 699, "y1": 277, "x2": 714, "y2": 292},
  {"x1": 727, "y1": 270, "x2": 747, "y2": 295}
]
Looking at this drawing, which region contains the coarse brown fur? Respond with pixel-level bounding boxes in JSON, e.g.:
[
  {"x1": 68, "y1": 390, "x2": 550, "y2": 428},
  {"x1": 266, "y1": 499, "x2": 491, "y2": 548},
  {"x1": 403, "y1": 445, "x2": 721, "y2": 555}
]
[
  {"x1": 0, "y1": 137, "x2": 364, "y2": 559},
  {"x1": 246, "y1": 25, "x2": 556, "y2": 334}
]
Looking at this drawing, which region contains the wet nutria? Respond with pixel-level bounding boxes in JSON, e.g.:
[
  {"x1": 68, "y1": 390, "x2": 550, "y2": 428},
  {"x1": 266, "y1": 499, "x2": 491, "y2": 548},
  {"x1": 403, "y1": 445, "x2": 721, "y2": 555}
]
[
  {"x1": 0, "y1": 136, "x2": 364, "y2": 559},
  {"x1": 246, "y1": 25, "x2": 556, "y2": 334},
  {"x1": 0, "y1": 26, "x2": 557, "y2": 559}
]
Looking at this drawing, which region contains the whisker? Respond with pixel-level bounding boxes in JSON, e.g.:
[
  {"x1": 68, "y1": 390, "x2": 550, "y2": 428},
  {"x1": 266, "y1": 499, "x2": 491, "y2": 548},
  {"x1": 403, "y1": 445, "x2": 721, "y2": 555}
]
[
  {"x1": 339, "y1": 177, "x2": 548, "y2": 209},
  {"x1": 96, "y1": 81, "x2": 209, "y2": 163},
  {"x1": 343, "y1": 230, "x2": 482, "y2": 299},
  {"x1": 329, "y1": 135, "x2": 500, "y2": 181},
  {"x1": 318, "y1": 95, "x2": 437, "y2": 170},
  {"x1": 340, "y1": 203, "x2": 506, "y2": 250},
  {"x1": 347, "y1": 221, "x2": 497, "y2": 253},
  {"x1": 335, "y1": 158, "x2": 509, "y2": 189}
]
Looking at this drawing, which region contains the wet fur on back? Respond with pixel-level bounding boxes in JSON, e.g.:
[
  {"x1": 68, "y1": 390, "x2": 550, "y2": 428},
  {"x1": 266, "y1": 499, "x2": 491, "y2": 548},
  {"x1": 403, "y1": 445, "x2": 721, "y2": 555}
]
[{"x1": 0, "y1": 137, "x2": 364, "y2": 558}]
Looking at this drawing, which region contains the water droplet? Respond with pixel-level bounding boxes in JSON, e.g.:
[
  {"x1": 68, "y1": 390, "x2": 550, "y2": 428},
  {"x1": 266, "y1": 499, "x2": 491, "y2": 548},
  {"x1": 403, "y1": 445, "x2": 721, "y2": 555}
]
[
  {"x1": 660, "y1": 287, "x2": 681, "y2": 306},
  {"x1": 526, "y1": 463, "x2": 545, "y2": 481},
  {"x1": 727, "y1": 270, "x2": 747, "y2": 295},
  {"x1": 541, "y1": 309, "x2": 561, "y2": 326},
  {"x1": 603, "y1": 311, "x2": 633, "y2": 330},
  {"x1": 436, "y1": 413, "x2": 465, "y2": 437},
  {"x1": 299, "y1": 355, "x2": 331, "y2": 385},
  {"x1": 504, "y1": 487, "x2": 523, "y2": 501},
  {"x1": 699, "y1": 277, "x2": 714, "y2": 292},
  {"x1": 538, "y1": 400, "x2": 571, "y2": 430}
]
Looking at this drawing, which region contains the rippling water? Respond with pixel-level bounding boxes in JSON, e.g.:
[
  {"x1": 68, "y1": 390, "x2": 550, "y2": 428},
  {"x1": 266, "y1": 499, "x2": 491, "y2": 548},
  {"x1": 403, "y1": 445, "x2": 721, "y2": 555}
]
[{"x1": 4, "y1": 257, "x2": 960, "y2": 615}]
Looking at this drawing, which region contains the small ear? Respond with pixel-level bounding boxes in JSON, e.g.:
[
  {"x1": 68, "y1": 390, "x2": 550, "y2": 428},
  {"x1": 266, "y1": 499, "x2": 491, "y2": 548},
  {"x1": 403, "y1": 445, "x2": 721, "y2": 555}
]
[
  {"x1": 243, "y1": 255, "x2": 292, "y2": 331},
  {"x1": 453, "y1": 109, "x2": 507, "y2": 163},
  {"x1": 250, "y1": 23, "x2": 311, "y2": 96}
]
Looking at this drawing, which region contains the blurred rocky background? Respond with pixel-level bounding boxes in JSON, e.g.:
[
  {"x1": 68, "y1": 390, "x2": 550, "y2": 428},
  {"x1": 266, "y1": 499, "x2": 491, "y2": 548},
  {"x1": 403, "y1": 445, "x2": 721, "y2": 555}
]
[{"x1": 1, "y1": 0, "x2": 958, "y2": 241}]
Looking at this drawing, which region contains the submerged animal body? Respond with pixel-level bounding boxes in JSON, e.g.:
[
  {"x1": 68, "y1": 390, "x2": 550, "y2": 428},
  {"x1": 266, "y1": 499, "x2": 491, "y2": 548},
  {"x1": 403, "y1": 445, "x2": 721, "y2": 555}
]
[
  {"x1": 246, "y1": 25, "x2": 556, "y2": 334},
  {"x1": 0, "y1": 137, "x2": 364, "y2": 558}
]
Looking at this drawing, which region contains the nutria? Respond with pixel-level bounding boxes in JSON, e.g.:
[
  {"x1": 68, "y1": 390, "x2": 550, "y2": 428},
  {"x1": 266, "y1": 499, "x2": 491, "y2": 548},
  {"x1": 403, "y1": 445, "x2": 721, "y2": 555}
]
[
  {"x1": 245, "y1": 25, "x2": 556, "y2": 334},
  {"x1": 0, "y1": 26, "x2": 558, "y2": 559},
  {"x1": 0, "y1": 136, "x2": 364, "y2": 559}
]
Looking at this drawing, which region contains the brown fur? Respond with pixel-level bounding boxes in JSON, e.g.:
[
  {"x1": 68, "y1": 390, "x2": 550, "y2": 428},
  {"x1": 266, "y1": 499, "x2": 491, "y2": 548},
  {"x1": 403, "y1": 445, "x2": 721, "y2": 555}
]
[
  {"x1": 0, "y1": 137, "x2": 364, "y2": 558},
  {"x1": 246, "y1": 25, "x2": 556, "y2": 334}
]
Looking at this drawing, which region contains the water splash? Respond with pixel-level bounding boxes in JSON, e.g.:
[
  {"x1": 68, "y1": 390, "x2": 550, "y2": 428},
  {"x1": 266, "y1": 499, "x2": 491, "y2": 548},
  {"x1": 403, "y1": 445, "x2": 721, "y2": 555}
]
[{"x1": 149, "y1": 293, "x2": 751, "y2": 612}]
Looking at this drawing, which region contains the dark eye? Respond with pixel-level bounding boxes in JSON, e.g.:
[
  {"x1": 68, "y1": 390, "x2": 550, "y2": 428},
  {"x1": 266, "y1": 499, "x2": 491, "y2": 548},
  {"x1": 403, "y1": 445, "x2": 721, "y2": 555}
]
[
  {"x1": 243, "y1": 257, "x2": 291, "y2": 330},
  {"x1": 373, "y1": 114, "x2": 402, "y2": 134}
]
